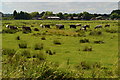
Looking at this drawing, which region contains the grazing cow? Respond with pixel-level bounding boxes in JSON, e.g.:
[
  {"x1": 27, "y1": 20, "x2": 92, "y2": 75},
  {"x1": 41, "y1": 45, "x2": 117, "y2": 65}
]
[
  {"x1": 80, "y1": 27, "x2": 86, "y2": 31},
  {"x1": 80, "y1": 25, "x2": 90, "y2": 31},
  {"x1": 76, "y1": 24, "x2": 81, "y2": 26},
  {"x1": 44, "y1": 25, "x2": 50, "y2": 28},
  {"x1": 70, "y1": 25, "x2": 76, "y2": 29},
  {"x1": 40, "y1": 24, "x2": 44, "y2": 28},
  {"x1": 22, "y1": 26, "x2": 32, "y2": 32},
  {"x1": 105, "y1": 24, "x2": 110, "y2": 27},
  {"x1": 94, "y1": 25, "x2": 102, "y2": 29},
  {"x1": 56, "y1": 24, "x2": 64, "y2": 29},
  {"x1": 83, "y1": 25, "x2": 90, "y2": 28},
  {"x1": 6, "y1": 25, "x2": 18, "y2": 30}
]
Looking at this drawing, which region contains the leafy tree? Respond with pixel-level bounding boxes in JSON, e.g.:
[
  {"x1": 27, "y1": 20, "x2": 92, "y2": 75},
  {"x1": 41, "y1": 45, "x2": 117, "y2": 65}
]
[
  {"x1": 13, "y1": 10, "x2": 17, "y2": 17},
  {"x1": 30, "y1": 12, "x2": 39, "y2": 18},
  {"x1": 110, "y1": 13, "x2": 120, "y2": 19},
  {"x1": 42, "y1": 11, "x2": 54, "y2": 19},
  {"x1": 82, "y1": 11, "x2": 93, "y2": 20},
  {"x1": 56, "y1": 12, "x2": 64, "y2": 19}
]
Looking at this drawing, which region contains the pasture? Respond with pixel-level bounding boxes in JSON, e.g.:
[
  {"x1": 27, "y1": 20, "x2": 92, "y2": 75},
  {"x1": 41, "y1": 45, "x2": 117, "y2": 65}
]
[{"x1": 2, "y1": 20, "x2": 118, "y2": 78}]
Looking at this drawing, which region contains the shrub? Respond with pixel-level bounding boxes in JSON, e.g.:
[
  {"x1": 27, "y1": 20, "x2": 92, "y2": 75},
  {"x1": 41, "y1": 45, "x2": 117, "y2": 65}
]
[
  {"x1": 34, "y1": 43, "x2": 43, "y2": 50},
  {"x1": 83, "y1": 46, "x2": 92, "y2": 51},
  {"x1": 16, "y1": 36, "x2": 20, "y2": 40},
  {"x1": 2, "y1": 48, "x2": 16, "y2": 56},
  {"x1": 46, "y1": 50, "x2": 56, "y2": 55},
  {"x1": 19, "y1": 43, "x2": 27, "y2": 48},
  {"x1": 80, "y1": 39, "x2": 89, "y2": 43},
  {"x1": 21, "y1": 50, "x2": 31, "y2": 58},
  {"x1": 53, "y1": 40, "x2": 61, "y2": 45}
]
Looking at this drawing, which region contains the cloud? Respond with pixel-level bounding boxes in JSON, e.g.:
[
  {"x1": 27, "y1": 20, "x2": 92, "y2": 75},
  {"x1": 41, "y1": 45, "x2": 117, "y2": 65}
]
[
  {"x1": 1, "y1": 0, "x2": 120, "y2": 2},
  {"x1": 2, "y1": 2, "x2": 118, "y2": 14}
]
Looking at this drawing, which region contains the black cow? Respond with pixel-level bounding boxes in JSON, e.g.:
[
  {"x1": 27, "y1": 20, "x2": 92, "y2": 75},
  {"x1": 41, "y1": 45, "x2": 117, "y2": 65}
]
[
  {"x1": 56, "y1": 24, "x2": 64, "y2": 29},
  {"x1": 44, "y1": 25, "x2": 50, "y2": 28},
  {"x1": 22, "y1": 26, "x2": 32, "y2": 32},
  {"x1": 94, "y1": 25, "x2": 102, "y2": 29},
  {"x1": 105, "y1": 24, "x2": 110, "y2": 27},
  {"x1": 70, "y1": 25, "x2": 76, "y2": 29},
  {"x1": 6, "y1": 25, "x2": 18, "y2": 30}
]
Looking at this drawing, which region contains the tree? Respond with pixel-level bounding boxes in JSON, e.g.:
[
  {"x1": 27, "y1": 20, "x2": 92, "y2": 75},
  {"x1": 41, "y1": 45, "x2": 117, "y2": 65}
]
[
  {"x1": 42, "y1": 11, "x2": 54, "y2": 19},
  {"x1": 13, "y1": 10, "x2": 17, "y2": 17},
  {"x1": 56, "y1": 12, "x2": 64, "y2": 19},
  {"x1": 30, "y1": 12, "x2": 39, "y2": 18},
  {"x1": 82, "y1": 11, "x2": 93, "y2": 20},
  {"x1": 110, "y1": 9, "x2": 120, "y2": 19},
  {"x1": 110, "y1": 13, "x2": 120, "y2": 19}
]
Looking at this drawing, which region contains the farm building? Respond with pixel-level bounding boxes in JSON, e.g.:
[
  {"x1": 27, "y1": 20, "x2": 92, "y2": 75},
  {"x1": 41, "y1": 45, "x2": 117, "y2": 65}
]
[{"x1": 47, "y1": 16, "x2": 60, "y2": 20}]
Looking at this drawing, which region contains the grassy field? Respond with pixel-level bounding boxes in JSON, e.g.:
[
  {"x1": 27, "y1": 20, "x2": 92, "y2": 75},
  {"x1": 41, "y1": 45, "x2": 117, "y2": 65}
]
[{"x1": 2, "y1": 20, "x2": 118, "y2": 78}]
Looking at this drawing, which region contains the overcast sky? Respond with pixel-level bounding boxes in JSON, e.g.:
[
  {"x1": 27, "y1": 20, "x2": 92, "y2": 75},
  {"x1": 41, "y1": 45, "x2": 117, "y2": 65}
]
[{"x1": 1, "y1": 1, "x2": 119, "y2": 14}]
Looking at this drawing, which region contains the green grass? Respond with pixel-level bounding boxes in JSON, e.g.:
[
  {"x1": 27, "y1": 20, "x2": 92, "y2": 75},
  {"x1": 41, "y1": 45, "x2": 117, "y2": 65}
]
[{"x1": 2, "y1": 20, "x2": 118, "y2": 78}]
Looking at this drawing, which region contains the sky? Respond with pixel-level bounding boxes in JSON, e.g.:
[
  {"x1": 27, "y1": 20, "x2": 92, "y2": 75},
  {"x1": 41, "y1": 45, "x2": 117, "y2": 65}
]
[{"x1": 1, "y1": 0, "x2": 120, "y2": 14}]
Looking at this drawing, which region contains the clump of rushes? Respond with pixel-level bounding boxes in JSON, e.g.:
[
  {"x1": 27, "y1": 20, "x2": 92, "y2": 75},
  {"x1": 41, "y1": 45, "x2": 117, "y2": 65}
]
[
  {"x1": 19, "y1": 42, "x2": 27, "y2": 48},
  {"x1": 83, "y1": 46, "x2": 92, "y2": 51},
  {"x1": 34, "y1": 43, "x2": 44, "y2": 50},
  {"x1": 16, "y1": 36, "x2": 20, "y2": 40},
  {"x1": 53, "y1": 40, "x2": 61, "y2": 45},
  {"x1": 80, "y1": 38, "x2": 89, "y2": 43}
]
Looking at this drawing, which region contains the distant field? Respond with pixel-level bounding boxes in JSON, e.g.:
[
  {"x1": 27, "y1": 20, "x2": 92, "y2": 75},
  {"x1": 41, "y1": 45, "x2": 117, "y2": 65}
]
[{"x1": 2, "y1": 20, "x2": 118, "y2": 78}]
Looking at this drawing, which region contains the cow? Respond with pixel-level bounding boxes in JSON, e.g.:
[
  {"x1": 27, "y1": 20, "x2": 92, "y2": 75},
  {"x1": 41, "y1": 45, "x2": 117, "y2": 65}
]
[
  {"x1": 6, "y1": 25, "x2": 18, "y2": 30},
  {"x1": 76, "y1": 24, "x2": 81, "y2": 26},
  {"x1": 70, "y1": 25, "x2": 76, "y2": 29},
  {"x1": 105, "y1": 24, "x2": 110, "y2": 27},
  {"x1": 40, "y1": 24, "x2": 44, "y2": 28},
  {"x1": 94, "y1": 25, "x2": 102, "y2": 29},
  {"x1": 80, "y1": 25, "x2": 90, "y2": 31},
  {"x1": 80, "y1": 27, "x2": 87, "y2": 31},
  {"x1": 56, "y1": 24, "x2": 64, "y2": 29},
  {"x1": 44, "y1": 25, "x2": 50, "y2": 28},
  {"x1": 22, "y1": 26, "x2": 32, "y2": 32},
  {"x1": 83, "y1": 25, "x2": 90, "y2": 28}
]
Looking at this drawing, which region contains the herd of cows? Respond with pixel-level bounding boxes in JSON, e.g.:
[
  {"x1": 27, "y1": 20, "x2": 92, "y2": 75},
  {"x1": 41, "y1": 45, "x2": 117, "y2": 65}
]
[{"x1": 5, "y1": 24, "x2": 110, "y2": 32}]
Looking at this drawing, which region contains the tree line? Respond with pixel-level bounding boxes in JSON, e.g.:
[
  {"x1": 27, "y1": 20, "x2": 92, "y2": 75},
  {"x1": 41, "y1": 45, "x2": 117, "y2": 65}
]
[{"x1": 1, "y1": 9, "x2": 120, "y2": 20}]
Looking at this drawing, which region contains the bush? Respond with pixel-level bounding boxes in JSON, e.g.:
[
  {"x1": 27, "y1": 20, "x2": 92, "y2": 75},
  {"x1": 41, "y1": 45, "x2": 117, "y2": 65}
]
[
  {"x1": 21, "y1": 50, "x2": 31, "y2": 58},
  {"x1": 2, "y1": 48, "x2": 16, "y2": 56},
  {"x1": 80, "y1": 39, "x2": 89, "y2": 43},
  {"x1": 53, "y1": 40, "x2": 61, "y2": 45},
  {"x1": 19, "y1": 43, "x2": 27, "y2": 48},
  {"x1": 83, "y1": 46, "x2": 92, "y2": 51},
  {"x1": 89, "y1": 31, "x2": 102, "y2": 36},
  {"x1": 34, "y1": 43, "x2": 43, "y2": 50},
  {"x1": 16, "y1": 36, "x2": 20, "y2": 40},
  {"x1": 46, "y1": 50, "x2": 56, "y2": 55}
]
